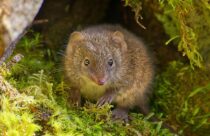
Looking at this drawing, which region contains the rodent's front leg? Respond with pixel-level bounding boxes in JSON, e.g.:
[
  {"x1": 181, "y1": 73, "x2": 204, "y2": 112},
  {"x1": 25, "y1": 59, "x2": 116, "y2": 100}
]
[
  {"x1": 68, "y1": 87, "x2": 81, "y2": 107},
  {"x1": 97, "y1": 89, "x2": 116, "y2": 107}
]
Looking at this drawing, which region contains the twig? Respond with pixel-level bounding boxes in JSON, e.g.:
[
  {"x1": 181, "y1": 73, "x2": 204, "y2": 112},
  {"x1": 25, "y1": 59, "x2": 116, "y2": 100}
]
[{"x1": 32, "y1": 19, "x2": 48, "y2": 25}]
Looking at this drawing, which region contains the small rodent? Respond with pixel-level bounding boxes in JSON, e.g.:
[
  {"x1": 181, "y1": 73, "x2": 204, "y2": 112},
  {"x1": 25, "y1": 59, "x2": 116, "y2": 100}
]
[{"x1": 64, "y1": 25, "x2": 154, "y2": 122}]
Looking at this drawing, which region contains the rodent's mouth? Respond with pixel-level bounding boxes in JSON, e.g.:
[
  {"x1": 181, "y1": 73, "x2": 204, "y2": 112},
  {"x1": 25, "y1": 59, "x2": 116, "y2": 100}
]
[
  {"x1": 97, "y1": 80, "x2": 106, "y2": 85},
  {"x1": 93, "y1": 78, "x2": 107, "y2": 86},
  {"x1": 90, "y1": 75, "x2": 107, "y2": 86}
]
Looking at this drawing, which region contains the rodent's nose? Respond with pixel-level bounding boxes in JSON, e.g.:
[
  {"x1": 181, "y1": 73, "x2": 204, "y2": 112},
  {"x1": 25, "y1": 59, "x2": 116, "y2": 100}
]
[
  {"x1": 97, "y1": 78, "x2": 106, "y2": 85},
  {"x1": 90, "y1": 73, "x2": 107, "y2": 85}
]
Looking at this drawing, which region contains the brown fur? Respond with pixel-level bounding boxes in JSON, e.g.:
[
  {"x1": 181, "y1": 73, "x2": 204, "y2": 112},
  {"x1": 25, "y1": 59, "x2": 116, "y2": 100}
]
[{"x1": 64, "y1": 24, "x2": 154, "y2": 113}]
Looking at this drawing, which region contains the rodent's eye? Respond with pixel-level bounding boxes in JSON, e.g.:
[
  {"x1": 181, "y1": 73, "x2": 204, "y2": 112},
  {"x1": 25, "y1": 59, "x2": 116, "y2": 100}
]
[
  {"x1": 108, "y1": 59, "x2": 113, "y2": 66},
  {"x1": 84, "y1": 59, "x2": 90, "y2": 66}
]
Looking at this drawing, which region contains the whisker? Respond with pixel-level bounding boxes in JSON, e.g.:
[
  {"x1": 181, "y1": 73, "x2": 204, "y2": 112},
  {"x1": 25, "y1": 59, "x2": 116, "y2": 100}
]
[{"x1": 57, "y1": 50, "x2": 66, "y2": 57}]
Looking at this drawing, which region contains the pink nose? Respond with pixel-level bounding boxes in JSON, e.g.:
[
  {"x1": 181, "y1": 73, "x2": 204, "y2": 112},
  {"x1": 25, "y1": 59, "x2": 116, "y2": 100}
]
[{"x1": 98, "y1": 78, "x2": 106, "y2": 85}]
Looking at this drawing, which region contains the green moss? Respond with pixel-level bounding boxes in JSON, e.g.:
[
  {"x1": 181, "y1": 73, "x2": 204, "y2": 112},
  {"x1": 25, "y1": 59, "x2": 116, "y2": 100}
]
[
  {"x1": 0, "y1": 97, "x2": 41, "y2": 136},
  {"x1": 0, "y1": 77, "x2": 41, "y2": 135},
  {"x1": 156, "y1": 0, "x2": 210, "y2": 68},
  {"x1": 153, "y1": 61, "x2": 210, "y2": 135}
]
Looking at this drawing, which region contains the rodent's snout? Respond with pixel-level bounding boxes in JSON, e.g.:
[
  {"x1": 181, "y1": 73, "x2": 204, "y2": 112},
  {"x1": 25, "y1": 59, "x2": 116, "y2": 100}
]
[{"x1": 90, "y1": 73, "x2": 107, "y2": 86}]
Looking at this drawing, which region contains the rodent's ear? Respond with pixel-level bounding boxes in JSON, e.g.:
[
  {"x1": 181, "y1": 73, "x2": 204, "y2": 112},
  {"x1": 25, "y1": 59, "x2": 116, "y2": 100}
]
[
  {"x1": 69, "y1": 31, "x2": 84, "y2": 42},
  {"x1": 67, "y1": 32, "x2": 84, "y2": 55},
  {"x1": 112, "y1": 31, "x2": 127, "y2": 52}
]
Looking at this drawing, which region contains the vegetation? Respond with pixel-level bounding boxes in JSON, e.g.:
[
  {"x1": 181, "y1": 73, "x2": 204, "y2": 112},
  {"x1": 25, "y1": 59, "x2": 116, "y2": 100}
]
[
  {"x1": 153, "y1": 61, "x2": 210, "y2": 135},
  {"x1": 125, "y1": 0, "x2": 210, "y2": 68},
  {"x1": 0, "y1": 0, "x2": 210, "y2": 135}
]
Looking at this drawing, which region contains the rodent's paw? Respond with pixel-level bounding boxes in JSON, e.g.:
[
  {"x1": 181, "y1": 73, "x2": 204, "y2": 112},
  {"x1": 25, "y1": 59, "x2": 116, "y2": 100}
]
[
  {"x1": 112, "y1": 108, "x2": 130, "y2": 123},
  {"x1": 97, "y1": 92, "x2": 114, "y2": 107}
]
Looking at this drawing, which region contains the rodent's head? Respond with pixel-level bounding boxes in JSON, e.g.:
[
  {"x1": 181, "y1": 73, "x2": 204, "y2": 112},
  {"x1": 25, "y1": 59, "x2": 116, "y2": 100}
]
[{"x1": 66, "y1": 30, "x2": 127, "y2": 86}]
